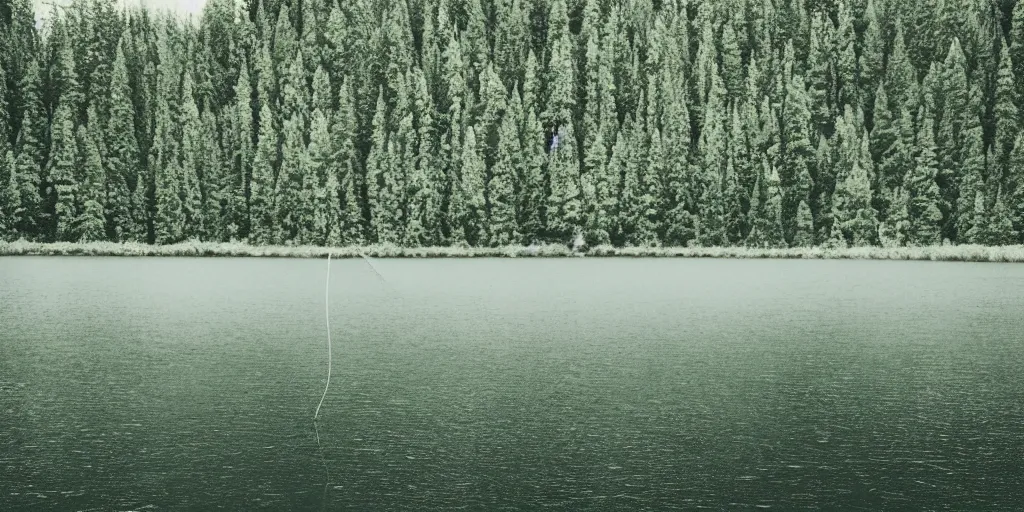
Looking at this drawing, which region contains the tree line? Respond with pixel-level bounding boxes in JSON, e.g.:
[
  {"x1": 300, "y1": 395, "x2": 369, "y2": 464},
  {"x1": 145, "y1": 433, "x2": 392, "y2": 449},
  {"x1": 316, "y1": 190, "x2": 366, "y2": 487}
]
[{"x1": 1, "y1": 0, "x2": 1024, "y2": 248}]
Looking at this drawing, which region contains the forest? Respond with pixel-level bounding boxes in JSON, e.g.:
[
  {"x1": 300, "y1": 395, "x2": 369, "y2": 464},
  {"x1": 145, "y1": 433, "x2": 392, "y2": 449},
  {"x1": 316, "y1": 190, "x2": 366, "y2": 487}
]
[{"x1": 1, "y1": 0, "x2": 1024, "y2": 249}]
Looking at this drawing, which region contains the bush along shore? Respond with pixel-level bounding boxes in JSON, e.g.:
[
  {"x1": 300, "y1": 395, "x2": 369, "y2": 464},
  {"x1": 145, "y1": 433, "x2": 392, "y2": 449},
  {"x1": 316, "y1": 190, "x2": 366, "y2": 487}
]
[{"x1": 3, "y1": 240, "x2": 1024, "y2": 262}]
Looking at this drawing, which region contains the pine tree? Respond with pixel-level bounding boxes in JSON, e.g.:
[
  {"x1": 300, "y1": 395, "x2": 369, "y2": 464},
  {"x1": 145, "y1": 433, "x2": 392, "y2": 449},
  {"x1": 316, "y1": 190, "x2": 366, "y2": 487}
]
[
  {"x1": 871, "y1": 84, "x2": 902, "y2": 215},
  {"x1": 807, "y1": 13, "x2": 834, "y2": 135},
  {"x1": 697, "y1": 72, "x2": 728, "y2": 245},
  {"x1": 494, "y1": 0, "x2": 529, "y2": 85},
  {"x1": 835, "y1": 0, "x2": 858, "y2": 109},
  {"x1": 0, "y1": 59, "x2": 8, "y2": 159},
  {"x1": 229, "y1": 57, "x2": 254, "y2": 240},
  {"x1": 405, "y1": 68, "x2": 442, "y2": 247},
  {"x1": 721, "y1": 22, "x2": 743, "y2": 101},
  {"x1": 249, "y1": 103, "x2": 279, "y2": 245},
  {"x1": 793, "y1": 200, "x2": 815, "y2": 247},
  {"x1": 47, "y1": 100, "x2": 80, "y2": 242},
  {"x1": 1, "y1": 151, "x2": 17, "y2": 241},
  {"x1": 106, "y1": 42, "x2": 142, "y2": 242},
  {"x1": 460, "y1": 126, "x2": 487, "y2": 246},
  {"x1": 639, "y1": 123, "x2": 664, "y2": 246},
  {"x1": 1011, "y1": 0, "x2": 1024, "y2": 109},
  {"x1": 616, "y1": 118, "x2": 646, "y2": 246},
  {"x1": 1008, "y1": 134, "x2": 1024, "y2": 242},
  {"x1": 489, "y1": 87, "x2": 522, "y2": 246},
  {"x1": 272, "y1": 4, "x2": 298, "y2": 80},
  {"x1": 546, "y1": 121, "x2": 583, "y2": 243},
  {"x1": 987, "y1": 187, "x2": 1017, "y2": 245},
  {"x1": 887, "y1": 22, "x2": 919, "y2": 120},
  {"x1": 879, "y1": 186, "x2": 911, "y2": 247},
  {"x1": 830, "y1": 154, "x2": 879, "y2": 247},
  {"x1": 782, "y1": 72, "x2": 815, "y2": 242},
  {"x1": 722, "y1": 156, "x2": 747, "y2": 246},
  {"x1": 476, "y1": 62, "x2": 507, "y2": 172},
  {"x1": 906, "y1": 110, "x2": 944, "y2": 246},
  {"x1": 859, "y1": 0, "x2": 885, "y2": 117},
  {"x1": 747, "y1": 163, "x2": 786, "y2": 248},
  {"x1": 155, "y1": 157, "x2": 184, "y2": 245},
  {"x1": 388, "y1": 76, "x2": 415, "y2": 244},
  {"x1": 955, "y1": 123, "x2": 987, "y2": 244},
  {"x1": 519, "y1": 67, "x2": 547, "y2": 243},
  {"x1": 543, "y1": 28, "x2": 576, "y2": 131},
  {"x1": 77, "y1": 126, "x2": 106, "y2": 242},
  {"x1": 306, "y1": 107, "x2": 339, "y2": 246},
  {"x1": 12, "y1": 59, "x2": 45, "y2": 240},
  {"x1": 366, "y1": 88, "x2": 394, "y2": 244},
  {"x1": 277, "y1": 112, "x2": 308, "y2": 244},
  {"x1": 994, "y1": 37, "x2": 1018, "y2": 190},
  {"x1": 334, "y1": 79, "x2": 363, "y2": 245},
  {"x1": 178, "y1": 73, "x2": 204, "y2": 241}
]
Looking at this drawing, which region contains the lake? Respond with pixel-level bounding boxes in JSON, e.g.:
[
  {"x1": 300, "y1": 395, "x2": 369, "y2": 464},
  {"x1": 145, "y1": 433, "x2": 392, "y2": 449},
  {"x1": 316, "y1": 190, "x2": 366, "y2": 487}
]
[{"x1": 2, "y1": 257, "x2": 1023, "y2": 510}]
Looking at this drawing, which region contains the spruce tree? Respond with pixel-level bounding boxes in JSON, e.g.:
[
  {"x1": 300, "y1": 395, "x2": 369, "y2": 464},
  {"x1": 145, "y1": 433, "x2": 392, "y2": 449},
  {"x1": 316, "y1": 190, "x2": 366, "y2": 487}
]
[
  {"x1": 178, "y1": 73, "x2": 204, "y2": 241},
  {"x1": 306, "y1": 107, "x2": 339, "y2": 246},
  {"x1": 545, "y1": 121, "x2": 583, "y2": 243},
  {"x1": 155, "y1": 159, "x2": 184, "y2": 245},
  {"x1": 994, "y1": 37, "x2": 1018, "y2": 189},
  {"x1": 366, "y1": 89, "x2": 394, "y2": 244},
  {"x1": 47, "y1": 100, "x2": 80, "y2": 242},
  {"x1": 722, "y1": 156, "x2": 747, "y2": 246},
  {"x1": 987, "y1": 187, "x2": 1017, "y2": 245},
  {"x1": 334, "y1": 79, "x2": 363, "y2": 245},
  {"x1": 879, "y1": 186, "x2": 911, "y2": 247},
  {"x1": 489, "y1": 87, "x2": 522, "y2": 246},
  {"x1": 460, "y1": 126, "x2": 487, "y2": 246},
  {"x1": 859, "y1": 0, "x2": 885, "y2": 117},
  {"x1": 229, "y1": 57, "x2": 254, "y2": 240},
  {"x1": 249, "y1": 103, "x2": 279, "y2": 245},
  {"x1": 835, "y1": 1, "x2": 858, "y2": 109},
  {"x1": 830, "y1": 156, "x2": 879, "y2": 247},
  {"x1": 782, "y1": 72, "x2": 815, "y2": 241},
  {"x1": 906, "y1": 110, "x2": 944, "y2": 246},
  {"x1": 0, "y1": 152, "x2": 15, "y2": 240},
  {"x1": 519, "y1": 104, "x2": 547, "y2": 244},
  {"x1": 616, "y1": 118, "x2": 646, "y2": 246},
  {"x1": 13, "y1": 59, "x2": 45, "y2": 240},
  {"x1": 955, "y1": 123, "x2": 987, "y2": 244},
  {"x1": 1008, "y1": 135, "x2": 1024, "y2": 242},
  {"x1": 0, "y1": 59, "x2": 8, "y2": 159},
  {"x1": 793, "y1": 200, "x2": 815, "y2": 247},
  {"x1": 406, "y1": 69, "x2": 443, "y2": 247},
  {"x1": 1011, "y1": 0, "x2": 1024, "y2": 109},
  {"x1": 77, "y1": 126, "x2": 106, "y2": 242},
  {"x1": 106, "y1": 42, "x2": 142, "y2": 242}
]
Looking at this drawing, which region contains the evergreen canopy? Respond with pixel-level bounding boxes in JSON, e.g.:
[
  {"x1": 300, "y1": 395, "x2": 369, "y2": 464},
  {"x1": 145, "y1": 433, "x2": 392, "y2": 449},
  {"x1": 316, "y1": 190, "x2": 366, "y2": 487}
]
[{"x1": 1, "y1": 0, "x2": 1023, "y2": 247}]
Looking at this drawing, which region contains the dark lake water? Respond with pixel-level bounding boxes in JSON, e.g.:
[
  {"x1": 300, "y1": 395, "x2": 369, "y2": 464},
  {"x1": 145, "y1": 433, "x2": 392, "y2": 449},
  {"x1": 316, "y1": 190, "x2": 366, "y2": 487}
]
[{"x1": 2, "y1": 257, "x2": 1024, "y2": 510}]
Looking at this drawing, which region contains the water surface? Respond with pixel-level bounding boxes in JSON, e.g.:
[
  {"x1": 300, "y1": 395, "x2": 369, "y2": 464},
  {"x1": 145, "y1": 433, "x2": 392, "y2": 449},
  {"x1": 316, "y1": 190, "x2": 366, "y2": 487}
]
[{"x1": 2, "y1": 257, "x2": 1023, "y2": 510}]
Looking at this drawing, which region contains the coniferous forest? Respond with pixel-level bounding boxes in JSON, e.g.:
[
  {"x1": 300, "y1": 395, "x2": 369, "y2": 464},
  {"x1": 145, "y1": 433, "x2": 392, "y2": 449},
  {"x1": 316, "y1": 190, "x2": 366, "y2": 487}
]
[{"x1": 2, "y1": 0, "x2": 1024, "y2": 250}]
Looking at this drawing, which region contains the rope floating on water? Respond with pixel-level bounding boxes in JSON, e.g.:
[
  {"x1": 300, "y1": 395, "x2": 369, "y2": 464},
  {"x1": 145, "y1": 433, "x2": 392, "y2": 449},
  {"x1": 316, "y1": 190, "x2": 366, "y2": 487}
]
[{"x1": 315, "y1": 253, "x2": 332, "y2": 422}]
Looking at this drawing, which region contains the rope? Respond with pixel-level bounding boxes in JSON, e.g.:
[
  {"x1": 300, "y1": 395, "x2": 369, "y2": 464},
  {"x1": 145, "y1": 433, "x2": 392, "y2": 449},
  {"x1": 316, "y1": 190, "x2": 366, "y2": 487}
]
[{"x1": 315, "y1": 253, "x2": 332, "y2": 421}]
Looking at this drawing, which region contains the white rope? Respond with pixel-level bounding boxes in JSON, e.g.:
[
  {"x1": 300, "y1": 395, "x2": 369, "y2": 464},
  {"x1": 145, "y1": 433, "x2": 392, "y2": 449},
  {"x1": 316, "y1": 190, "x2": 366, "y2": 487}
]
[{"x1": 314, "y1": 253, "x2": 332, "y2": 421}]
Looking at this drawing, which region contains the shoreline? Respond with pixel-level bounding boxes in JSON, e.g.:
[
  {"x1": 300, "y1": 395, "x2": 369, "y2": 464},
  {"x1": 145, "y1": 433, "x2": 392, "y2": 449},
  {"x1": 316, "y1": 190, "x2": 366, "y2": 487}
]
[{"x1": 2, "y1": 241, "x2": 1024, "y2": 262}]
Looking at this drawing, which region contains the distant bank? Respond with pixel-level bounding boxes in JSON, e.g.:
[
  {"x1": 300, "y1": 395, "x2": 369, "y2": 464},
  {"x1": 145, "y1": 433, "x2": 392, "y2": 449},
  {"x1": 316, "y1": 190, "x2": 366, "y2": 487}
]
[{"x1": 2, "y1": 241, "x2": 1024, "y2": 262}]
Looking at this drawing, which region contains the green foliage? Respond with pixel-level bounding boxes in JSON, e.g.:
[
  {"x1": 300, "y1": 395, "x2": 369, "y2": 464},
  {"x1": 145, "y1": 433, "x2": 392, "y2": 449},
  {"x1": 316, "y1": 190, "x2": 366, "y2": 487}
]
[
  {"x1": 1, "y1": 0, "x2": 1021, "y2": 248},
  {"x1": 47, "y1": 101, "x2": 79, "y2": 242},
  {"x1": 489, "y1": 88, "x2": 522, "y2": 246},
  {"x1": 77, "y1": 126, "x2": 106, "y2": 243},
  {"x1": 459, "y1": 126, "x2": 487, "y2": 246},
  {"x1": 906, "y1": 111, "x2": 944, "y2": 246},
  {"x1": 106, "y1": 43, "x2": 141, "y2": 242}
]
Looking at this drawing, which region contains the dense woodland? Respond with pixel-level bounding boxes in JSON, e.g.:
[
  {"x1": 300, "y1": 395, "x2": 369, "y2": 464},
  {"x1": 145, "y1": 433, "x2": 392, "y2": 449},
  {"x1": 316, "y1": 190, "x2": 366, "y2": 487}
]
[{"x1": 1, "y1": 0, "x2": 1024, "y2": 248}]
